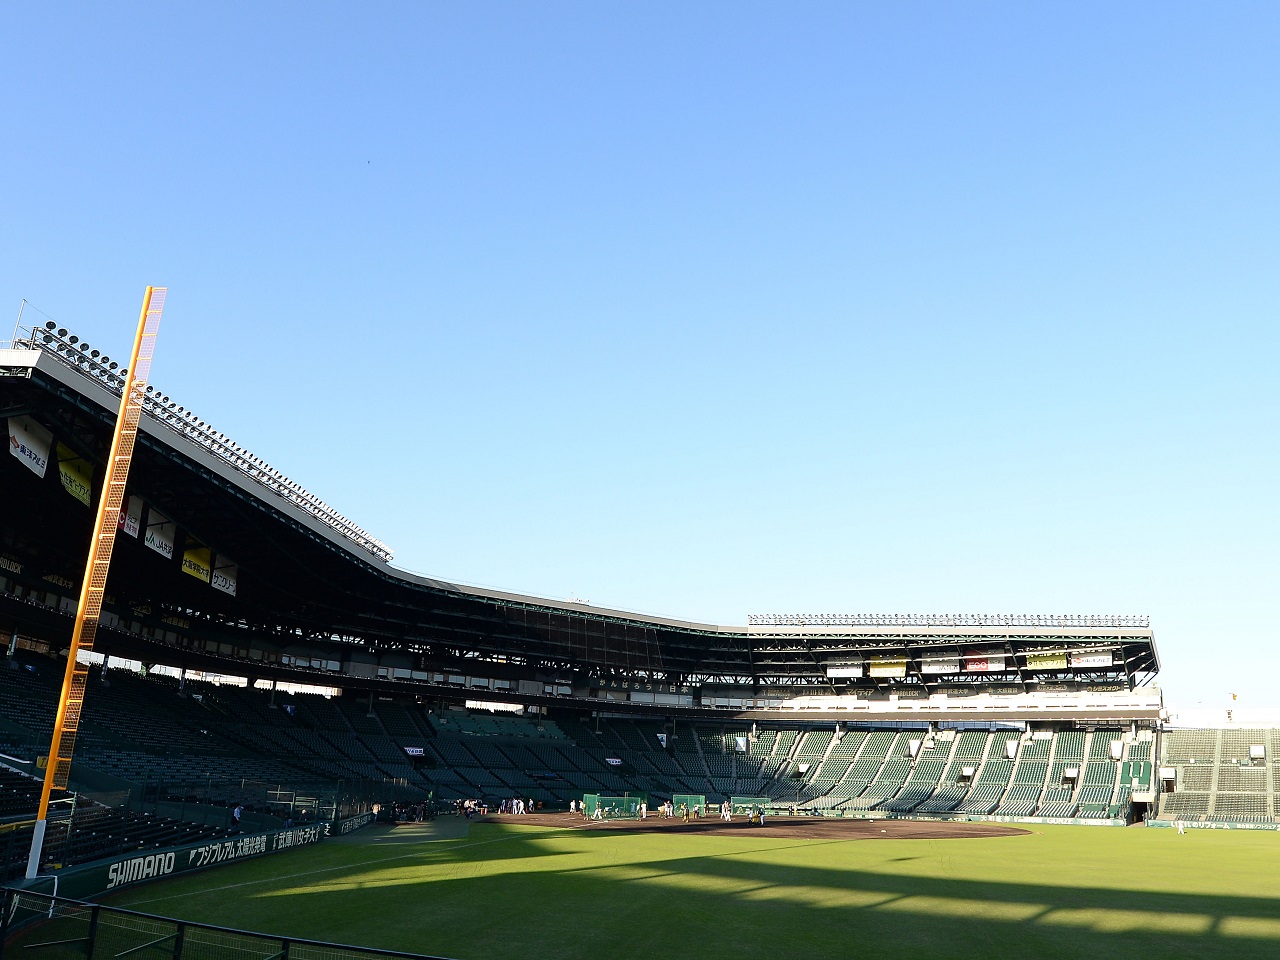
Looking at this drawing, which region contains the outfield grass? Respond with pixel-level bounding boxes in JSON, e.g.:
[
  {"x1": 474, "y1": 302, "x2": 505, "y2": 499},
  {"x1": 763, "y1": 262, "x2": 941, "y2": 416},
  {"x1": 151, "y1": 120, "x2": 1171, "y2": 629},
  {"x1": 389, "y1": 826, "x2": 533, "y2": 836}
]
[{"x1": 102, "y1": 821, "x2": 1280, "y2": 960}]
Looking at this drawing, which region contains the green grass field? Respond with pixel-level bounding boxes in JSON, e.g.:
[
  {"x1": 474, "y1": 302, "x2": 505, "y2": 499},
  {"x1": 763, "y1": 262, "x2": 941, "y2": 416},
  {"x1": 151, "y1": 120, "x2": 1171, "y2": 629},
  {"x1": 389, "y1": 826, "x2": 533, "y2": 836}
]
[{"x1": 99, "y1": 820, "x2": 1280, "y2": 960}]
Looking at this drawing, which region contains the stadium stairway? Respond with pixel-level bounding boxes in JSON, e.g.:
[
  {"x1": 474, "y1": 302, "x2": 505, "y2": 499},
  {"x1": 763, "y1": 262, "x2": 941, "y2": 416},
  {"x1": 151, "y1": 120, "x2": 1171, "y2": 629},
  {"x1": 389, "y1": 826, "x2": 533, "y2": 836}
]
[{"x1": 915, "y1": 729, "x2": 983, "y2": 813}]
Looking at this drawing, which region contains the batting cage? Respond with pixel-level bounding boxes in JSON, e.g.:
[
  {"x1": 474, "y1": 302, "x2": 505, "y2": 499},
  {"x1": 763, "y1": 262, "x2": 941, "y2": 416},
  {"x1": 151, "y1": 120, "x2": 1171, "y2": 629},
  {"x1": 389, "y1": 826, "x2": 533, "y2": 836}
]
[
  {"x1": 672, "y1": 794, "x2": 707, "y2": 816},
  {"x1": 583, "y1": 794, "x2": 642, "y2": 820},
  {"x1": 729, "y1": 796, "x2": 770, "y2": 815}
]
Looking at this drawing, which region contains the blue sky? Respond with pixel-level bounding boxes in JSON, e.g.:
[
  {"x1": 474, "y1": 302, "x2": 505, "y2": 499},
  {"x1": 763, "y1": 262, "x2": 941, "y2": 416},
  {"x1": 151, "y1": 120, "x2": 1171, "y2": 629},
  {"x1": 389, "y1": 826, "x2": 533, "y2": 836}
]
[{"x1": 3, "y1": 3, "x2": 1278, "y2": 710}]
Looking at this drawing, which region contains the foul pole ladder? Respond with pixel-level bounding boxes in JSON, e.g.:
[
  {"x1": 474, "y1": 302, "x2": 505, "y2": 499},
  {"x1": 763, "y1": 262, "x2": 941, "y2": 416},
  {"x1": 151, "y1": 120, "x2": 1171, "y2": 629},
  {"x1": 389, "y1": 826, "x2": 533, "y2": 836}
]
[{"x1": 26, "y1": 286, "x2": 166, "y2": 878}]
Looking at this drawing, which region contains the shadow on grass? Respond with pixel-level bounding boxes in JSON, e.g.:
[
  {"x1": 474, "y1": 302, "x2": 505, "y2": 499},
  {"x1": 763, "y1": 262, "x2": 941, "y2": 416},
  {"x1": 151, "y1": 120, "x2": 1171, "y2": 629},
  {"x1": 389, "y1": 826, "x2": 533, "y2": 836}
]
[{"x1": 107, "y1": 823, "x2": 1280, "y2": 960}]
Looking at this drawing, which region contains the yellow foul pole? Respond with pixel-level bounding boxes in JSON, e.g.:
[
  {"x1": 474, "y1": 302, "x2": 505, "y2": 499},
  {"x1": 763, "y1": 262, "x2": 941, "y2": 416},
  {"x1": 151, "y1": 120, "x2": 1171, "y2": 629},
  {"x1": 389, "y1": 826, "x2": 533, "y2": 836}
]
[{"x1": 26, "y1": 286, "x2": 166, "y2": 879}]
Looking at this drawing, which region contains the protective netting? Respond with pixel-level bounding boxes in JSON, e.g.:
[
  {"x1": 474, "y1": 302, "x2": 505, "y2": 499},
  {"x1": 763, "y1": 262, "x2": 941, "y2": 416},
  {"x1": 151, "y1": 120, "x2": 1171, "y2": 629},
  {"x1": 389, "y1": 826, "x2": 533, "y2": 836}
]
[
  {"x1": 671, "y1": 795, "x2": 707, "y2": 817},
  {"x1": 582, "y1": 795, "x2": 642, "y2": 820}
]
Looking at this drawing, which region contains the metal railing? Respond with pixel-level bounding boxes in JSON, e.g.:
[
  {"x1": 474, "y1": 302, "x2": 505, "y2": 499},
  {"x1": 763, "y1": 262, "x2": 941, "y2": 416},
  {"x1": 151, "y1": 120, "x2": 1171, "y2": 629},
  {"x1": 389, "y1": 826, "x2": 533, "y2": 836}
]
[{"x1": 0, "y1": 888, "x2": 453, "y2": 960}]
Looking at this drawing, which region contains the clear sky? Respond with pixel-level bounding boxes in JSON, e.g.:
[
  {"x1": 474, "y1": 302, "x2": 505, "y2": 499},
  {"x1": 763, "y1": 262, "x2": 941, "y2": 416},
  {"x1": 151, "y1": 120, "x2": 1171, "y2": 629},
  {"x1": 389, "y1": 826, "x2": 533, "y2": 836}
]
[{"x1": 3, "y1": 3, "x2": 1278, "y2": 712}]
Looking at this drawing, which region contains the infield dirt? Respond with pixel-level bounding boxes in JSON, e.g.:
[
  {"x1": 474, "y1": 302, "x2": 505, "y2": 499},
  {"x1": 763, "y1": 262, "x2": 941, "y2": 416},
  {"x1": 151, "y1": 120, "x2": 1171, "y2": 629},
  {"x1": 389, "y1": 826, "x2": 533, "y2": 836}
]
[{"x1": 479, "y1": 811, "x2": 1028, "y2": 840}]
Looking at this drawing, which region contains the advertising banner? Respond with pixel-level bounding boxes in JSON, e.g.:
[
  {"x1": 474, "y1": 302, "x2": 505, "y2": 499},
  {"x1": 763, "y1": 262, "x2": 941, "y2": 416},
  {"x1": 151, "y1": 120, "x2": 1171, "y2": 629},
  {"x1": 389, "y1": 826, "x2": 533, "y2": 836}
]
[
  {"x1": 336, "y1": 812, "x2": 376, "y2": 835},
  {"x1": 144, "y1": 507, "x2": 176, "y2": 558},
  {"x1": 869, "y1": 656, "x2": 908, "y2": 678},
  {"x1": 735, "y1": 736, "x2": 749, "y2": 753},
  {"x1": 8, "y1": 416, "x2": 53, "y2": 477},
  {"x1": 211, "y1": 557, "x2": 238, "y2": 596},
  {"x1": 49, "y1": 823, "x2": 330, "y2": 901},
  {"x1": 963, "y1": 647, "x2": 1006, "y2": 672},
  {"x1": 182, "y1": 542, "x2": 212, "y2": 583},
  {"x1": 1069, "y1": 652, "x2": 1113, "y2": 668},
  {"x1": 826, "y1": 663, "x2": 864, "y2": 678},
  {"x1": 920, "y1": 655, "x2": 961, "y2": 675},
  {"x1": 118, "y1": 494, "x2": 144, "y2": 538},
  {"x1": 56, "y1": 443, "x2": 93, "y2": 506},
  {"x1": 1026, "y1": 652, "x2": 1069, "y2": 670}
]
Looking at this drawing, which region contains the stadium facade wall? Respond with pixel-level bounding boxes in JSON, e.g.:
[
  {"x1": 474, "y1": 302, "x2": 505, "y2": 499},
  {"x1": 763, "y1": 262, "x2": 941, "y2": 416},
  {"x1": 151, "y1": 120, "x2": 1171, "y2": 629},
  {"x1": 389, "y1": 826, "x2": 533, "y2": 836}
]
[{"x1": 16, "y1": 813, "x2": 374, "y2": 901}]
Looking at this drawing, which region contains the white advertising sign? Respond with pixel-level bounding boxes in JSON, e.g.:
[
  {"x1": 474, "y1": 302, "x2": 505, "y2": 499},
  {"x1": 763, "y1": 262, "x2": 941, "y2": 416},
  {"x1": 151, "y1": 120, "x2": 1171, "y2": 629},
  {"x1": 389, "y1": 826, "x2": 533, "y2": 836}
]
[
  {"x1": 118, "y1": 495, "x2": 144, "y2": 538},
  {"x1": 212, "y1": 558, "x2": 238, "y2": 596},
  {"x1": 8, "y1": 416, "x2": 52, "y2": 477},
  {"x1": 144, "y1": 507, "x2": 176, "y2": 559}
]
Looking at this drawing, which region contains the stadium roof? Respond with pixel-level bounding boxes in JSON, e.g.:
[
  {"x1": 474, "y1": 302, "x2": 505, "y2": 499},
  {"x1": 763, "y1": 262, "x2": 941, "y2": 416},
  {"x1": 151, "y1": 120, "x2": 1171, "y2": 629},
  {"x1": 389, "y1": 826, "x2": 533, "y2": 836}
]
[{"x1": 0, "y1": 327, "x2": 1160, "y2": 697}]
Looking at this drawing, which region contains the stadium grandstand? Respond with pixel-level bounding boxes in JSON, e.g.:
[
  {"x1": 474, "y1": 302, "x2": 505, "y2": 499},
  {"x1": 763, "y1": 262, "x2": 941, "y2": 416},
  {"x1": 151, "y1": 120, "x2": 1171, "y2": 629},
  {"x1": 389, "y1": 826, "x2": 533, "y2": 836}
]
[{"x1": 0, "y1": 322, "x2": 1275, "y2": 886}]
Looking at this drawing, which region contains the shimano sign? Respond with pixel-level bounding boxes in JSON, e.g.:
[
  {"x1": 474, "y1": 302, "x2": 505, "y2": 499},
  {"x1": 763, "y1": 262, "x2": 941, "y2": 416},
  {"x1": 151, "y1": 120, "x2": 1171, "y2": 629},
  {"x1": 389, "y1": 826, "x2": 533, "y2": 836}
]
[
  {"x1": 45, "y1": 814, "x2": 376, "y2": 901},
  {"x1": 107, "y1": 852, "x2": 175, "y2": 889}
]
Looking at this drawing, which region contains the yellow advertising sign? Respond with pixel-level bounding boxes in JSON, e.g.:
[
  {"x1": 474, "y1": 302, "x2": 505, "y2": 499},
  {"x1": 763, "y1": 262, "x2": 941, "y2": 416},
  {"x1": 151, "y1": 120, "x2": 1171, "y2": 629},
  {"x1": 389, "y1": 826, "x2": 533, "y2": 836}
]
[
  {"x1": 1026, "y1": 652, "x2": 1068, "y2": 670},
  {"x1": 869, "y1": 656, "x2": 908, "y2": 678},
  {"x1": 56, "y1": 442, "x2": 92, "y2": 506},
  {"x1": 182, "y1": 544, "x2": 212, "y2": 583}
]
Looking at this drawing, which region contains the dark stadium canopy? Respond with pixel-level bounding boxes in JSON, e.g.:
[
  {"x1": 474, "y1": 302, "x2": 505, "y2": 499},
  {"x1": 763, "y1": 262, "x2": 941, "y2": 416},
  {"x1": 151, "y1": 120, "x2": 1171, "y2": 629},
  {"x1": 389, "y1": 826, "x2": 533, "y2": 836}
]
[{"x1": 0, "y1": 332, "x2": 1160, "y2": 709}]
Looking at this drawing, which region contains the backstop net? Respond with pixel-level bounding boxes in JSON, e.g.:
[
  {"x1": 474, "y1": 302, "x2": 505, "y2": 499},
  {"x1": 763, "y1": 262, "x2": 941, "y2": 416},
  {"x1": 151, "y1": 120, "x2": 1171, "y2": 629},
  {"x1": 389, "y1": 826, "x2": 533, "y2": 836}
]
[
  {"x1": 672, "y1": 794, "x2": 706, "y2": 816},
  {"x1": 583, "y1": 795, "x2": 642, "y2": 820},
  {"x1": 729, "y1": 797, "x2": 770, "y2": 815}
]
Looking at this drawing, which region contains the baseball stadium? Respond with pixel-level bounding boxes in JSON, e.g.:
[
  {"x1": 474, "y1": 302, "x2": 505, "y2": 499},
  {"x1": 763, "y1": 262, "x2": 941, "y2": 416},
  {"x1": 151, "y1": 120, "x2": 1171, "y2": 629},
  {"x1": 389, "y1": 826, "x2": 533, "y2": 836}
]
[{"x1": 1, "y1": 320, "x2": 1278, "y2": 960}]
